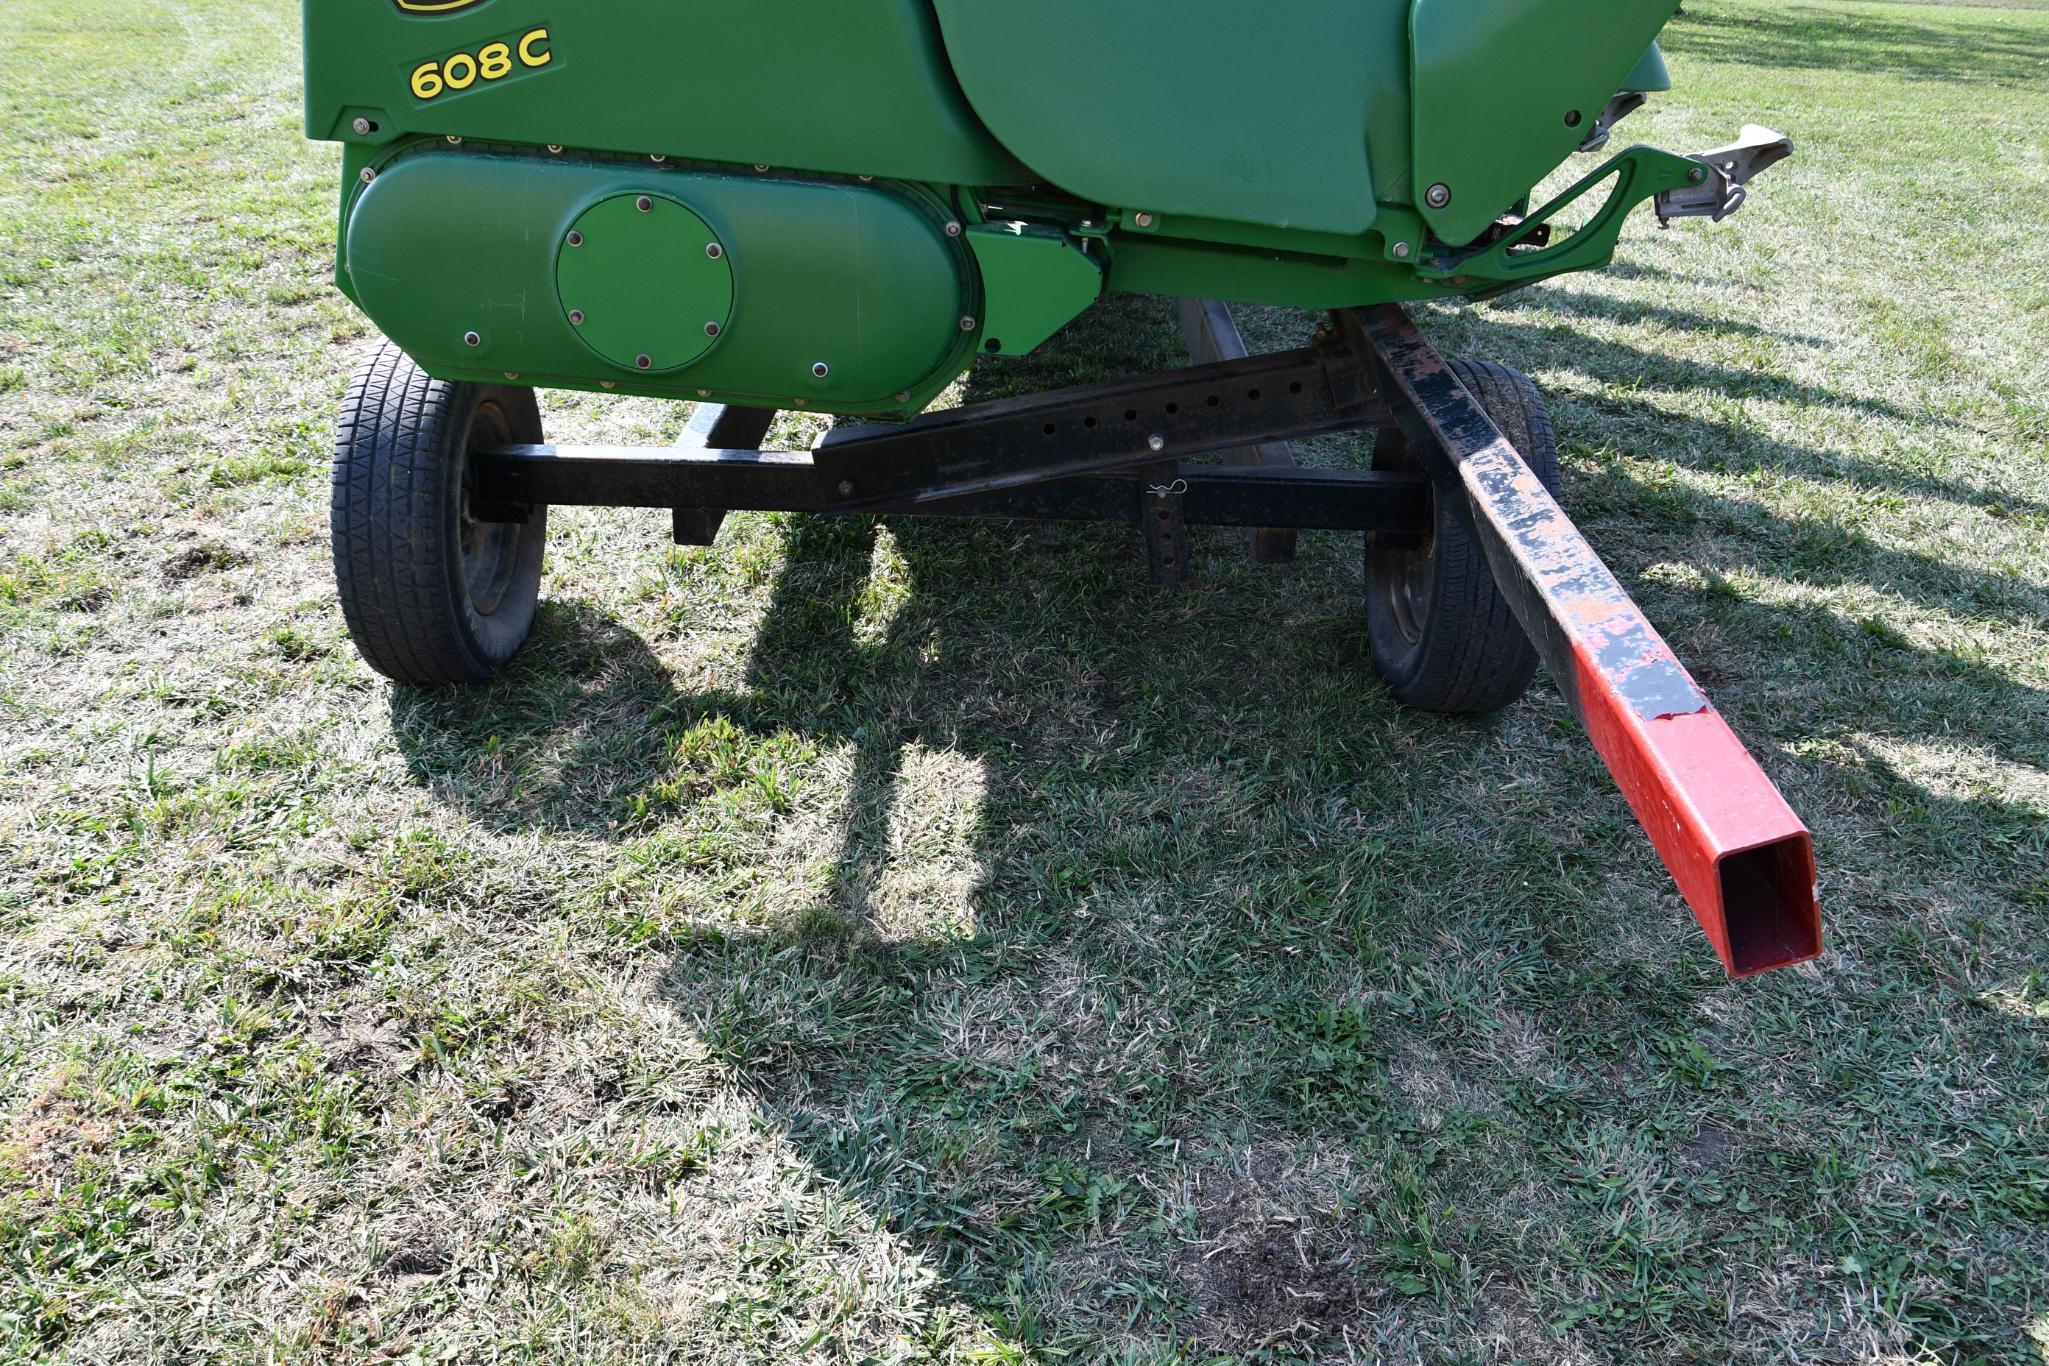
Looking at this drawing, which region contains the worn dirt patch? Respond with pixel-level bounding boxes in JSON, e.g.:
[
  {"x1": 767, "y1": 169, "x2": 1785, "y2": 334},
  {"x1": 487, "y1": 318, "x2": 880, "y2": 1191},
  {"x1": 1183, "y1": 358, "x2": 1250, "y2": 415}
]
[
  {"x1": 161, "y1": 541, "x2": 244, "y2": 580},
  {"x1": 2, "y1": 1082, "x2": 118, "y2": 1182},
  {"x1": 1178, "y1": 1151, "x2": 1373, "y2": 1351},
  {"x1": 1678, "y1": 1120, "x2": 1741, "y2": 1170}
]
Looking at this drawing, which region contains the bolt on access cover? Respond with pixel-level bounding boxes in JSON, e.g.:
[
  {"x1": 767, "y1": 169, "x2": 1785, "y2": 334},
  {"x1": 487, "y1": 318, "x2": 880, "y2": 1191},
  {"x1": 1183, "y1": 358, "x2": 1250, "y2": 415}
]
[{"x1": 555, "y1": 192, "x2": 733, "y2": 374}]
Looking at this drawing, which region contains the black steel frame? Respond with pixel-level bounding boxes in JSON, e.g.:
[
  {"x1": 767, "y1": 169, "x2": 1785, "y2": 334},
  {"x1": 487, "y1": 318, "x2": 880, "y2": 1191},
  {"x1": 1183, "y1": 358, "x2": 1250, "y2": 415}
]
[{"x1": 469, "y1": 301, "x2": 1426, "y2": 585}]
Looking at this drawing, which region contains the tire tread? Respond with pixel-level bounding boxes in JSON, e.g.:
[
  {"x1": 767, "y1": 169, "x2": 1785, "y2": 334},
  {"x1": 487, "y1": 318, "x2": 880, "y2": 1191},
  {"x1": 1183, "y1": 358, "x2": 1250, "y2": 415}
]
[
  {"x1": 330, "y1": 341, "x2": 543, "y2": 686},
  {"x1": 1366, "y1": 358, "x2": 1561, "y2": 715}
]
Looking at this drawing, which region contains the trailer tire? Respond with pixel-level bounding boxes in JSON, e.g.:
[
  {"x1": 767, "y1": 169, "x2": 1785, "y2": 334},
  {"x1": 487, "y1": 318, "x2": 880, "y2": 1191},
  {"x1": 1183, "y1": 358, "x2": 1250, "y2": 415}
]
[
  {"x1": 331, "y1": 342, "x2": 548, "y2": 686},
  {"x1": 1365, "y1": 359, "x2": 1561, "y2": 715}
]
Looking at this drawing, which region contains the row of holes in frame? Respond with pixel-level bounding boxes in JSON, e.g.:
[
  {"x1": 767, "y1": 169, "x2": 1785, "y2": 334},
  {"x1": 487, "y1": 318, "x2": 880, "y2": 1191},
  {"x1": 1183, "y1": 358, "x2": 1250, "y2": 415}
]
[{"x1": 1039, "y1": 381, "x2": 1308, "y2": 438}]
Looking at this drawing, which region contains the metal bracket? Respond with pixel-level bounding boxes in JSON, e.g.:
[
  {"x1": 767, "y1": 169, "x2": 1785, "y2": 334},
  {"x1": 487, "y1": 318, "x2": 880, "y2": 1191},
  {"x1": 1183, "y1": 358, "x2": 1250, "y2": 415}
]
[
  {"x1": 1177, "y1": 298, "x2": 1300, "y2": 565},
  {"x1": 1577, "y1": 91, "x2": 1647, "y2": 156},
  {"x1": 466, "y1": 300, "x2": 1820, "y2": 978},
  {"x1": 1141, "y1": 473, "x2": 1190, "y2": 585},
  {"x1": 1655, "y1": 124, "x2": 1795, "y2": 226},
  {"x1": 1418, "y1": 144, "x2": 1705, "y2": 290},
  {"x1": 1417, "y1": 129, "x2": 1793, "y2": 295},
  {"x1": 669, "y1": 403, "x2": 776, "y2": 545}
]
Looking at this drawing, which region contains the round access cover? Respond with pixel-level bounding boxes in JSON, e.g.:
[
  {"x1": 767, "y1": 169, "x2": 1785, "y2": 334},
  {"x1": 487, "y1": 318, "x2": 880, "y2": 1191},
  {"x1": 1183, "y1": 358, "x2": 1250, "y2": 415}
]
[{"x1": 556, "y1": 193, "x2": 734, "y2": 373}]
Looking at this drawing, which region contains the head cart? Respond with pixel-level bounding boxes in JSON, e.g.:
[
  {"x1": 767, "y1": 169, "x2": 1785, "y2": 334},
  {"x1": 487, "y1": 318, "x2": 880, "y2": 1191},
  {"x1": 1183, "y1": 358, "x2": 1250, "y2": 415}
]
[{"x1": 302, "y1": 0, "x2": 1819, "y2": 976}]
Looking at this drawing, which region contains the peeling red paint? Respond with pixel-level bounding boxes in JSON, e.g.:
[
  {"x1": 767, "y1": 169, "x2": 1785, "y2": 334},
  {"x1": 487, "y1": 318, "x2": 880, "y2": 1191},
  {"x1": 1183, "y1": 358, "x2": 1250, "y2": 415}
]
[{"x1": 1360, "y1": 305, "x2": 1822, "y2": 976}]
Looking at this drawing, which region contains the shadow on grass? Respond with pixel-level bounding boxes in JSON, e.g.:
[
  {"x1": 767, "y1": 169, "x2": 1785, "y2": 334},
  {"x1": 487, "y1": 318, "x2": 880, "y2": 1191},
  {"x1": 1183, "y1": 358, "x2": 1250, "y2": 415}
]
[
  {"x1": 387, "y1": 294, "x2": 2048, "y2": 1358},
  {"x1": 389, "y1": 604, "x2": 683, "y2": 836},
  {"x1": 1665, "y1": 4, "x2": 2049, "y2": 86}
]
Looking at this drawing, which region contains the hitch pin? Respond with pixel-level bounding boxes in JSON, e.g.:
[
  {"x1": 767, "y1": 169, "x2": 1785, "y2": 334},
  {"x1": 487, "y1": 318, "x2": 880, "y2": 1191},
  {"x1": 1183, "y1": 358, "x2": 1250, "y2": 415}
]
[{"x1": 1148, "y1": 478, "x2": 1188, "y2": 498}]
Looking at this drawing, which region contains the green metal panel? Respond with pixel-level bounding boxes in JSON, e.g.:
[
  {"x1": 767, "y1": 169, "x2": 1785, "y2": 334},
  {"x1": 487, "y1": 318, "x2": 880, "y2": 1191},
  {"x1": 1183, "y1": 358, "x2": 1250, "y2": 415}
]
[
  {"x1": 1625, "y1": 42, "x2": 1673, "y2": 93},
  {"x1": 343, "y1": 149, "x2": 976, "y2": 413},
  {"x1": 932, "y1": 0, "x2": 1410, "y2": 235},
  {"x1": 556, "y1": 195, "x2": 733, "y2": 373},
  {"x1": 301, "y1": 0, "x2": 1024, "y2": 186},
  {"x1": 1105, "y1": 236, "x2": 1461, "y2": 311},
  {"x1": 965, "y1": 224, "x2": 1102, "y2": 357},
  {"x1": 1411, "y1": 0, "x2": 1679, "y2": 245}
]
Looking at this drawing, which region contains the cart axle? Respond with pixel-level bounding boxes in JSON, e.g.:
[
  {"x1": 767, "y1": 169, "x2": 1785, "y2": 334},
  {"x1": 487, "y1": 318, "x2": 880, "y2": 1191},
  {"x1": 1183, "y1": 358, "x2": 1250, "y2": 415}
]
[{"x1": 472, "y1": 443, "x2": 1431, "y2": 537}]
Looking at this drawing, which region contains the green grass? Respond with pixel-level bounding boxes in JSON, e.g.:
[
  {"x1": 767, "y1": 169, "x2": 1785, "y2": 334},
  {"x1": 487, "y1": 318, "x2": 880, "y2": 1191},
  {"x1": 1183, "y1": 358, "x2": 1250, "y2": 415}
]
[{"x1": 2, "y1": 0, "x2": 2046, "y2": 1360}]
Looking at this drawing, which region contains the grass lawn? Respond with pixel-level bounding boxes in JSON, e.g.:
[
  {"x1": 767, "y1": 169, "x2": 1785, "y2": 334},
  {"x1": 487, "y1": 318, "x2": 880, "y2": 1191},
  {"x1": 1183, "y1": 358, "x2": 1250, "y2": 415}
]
[{"x1": 2, "y1": 0, "x2": 2046, "y2": 1359}]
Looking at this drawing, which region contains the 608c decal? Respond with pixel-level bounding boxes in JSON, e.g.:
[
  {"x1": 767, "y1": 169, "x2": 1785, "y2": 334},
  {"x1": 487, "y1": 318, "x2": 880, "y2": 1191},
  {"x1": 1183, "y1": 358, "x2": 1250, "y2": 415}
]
[{"x1": 410, "y1": 27, "x2": 552, "y2": 102}]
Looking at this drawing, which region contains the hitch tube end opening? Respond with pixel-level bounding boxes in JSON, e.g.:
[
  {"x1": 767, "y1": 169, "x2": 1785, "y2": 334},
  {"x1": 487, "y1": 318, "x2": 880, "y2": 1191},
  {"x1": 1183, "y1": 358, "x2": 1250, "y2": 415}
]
[{"x1": 1715, "y1": 835, "x2": 1821, "y2": 977}]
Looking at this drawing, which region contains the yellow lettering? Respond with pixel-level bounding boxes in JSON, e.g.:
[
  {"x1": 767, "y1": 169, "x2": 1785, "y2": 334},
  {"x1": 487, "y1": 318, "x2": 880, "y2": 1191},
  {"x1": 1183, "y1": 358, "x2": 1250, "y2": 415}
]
[
  {"x1": 518, "y1": 28, "x2": 552, "y2": 68},
  {"x1": 478, "y1": 41, "x2": 512, "y2": 81},
  {"x1": 409, "y1": 60, "x2": 443, "y2": 101},
  {"x1": 441, "y1": 51, "x2": 477, "y2": 90}
]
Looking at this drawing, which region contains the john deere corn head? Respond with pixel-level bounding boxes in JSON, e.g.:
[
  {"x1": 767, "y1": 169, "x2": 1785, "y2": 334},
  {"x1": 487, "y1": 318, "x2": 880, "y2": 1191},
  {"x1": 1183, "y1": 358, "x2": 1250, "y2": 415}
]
[{"x1": 304, "y1": 0, "x2": 1820, "y2": 976}]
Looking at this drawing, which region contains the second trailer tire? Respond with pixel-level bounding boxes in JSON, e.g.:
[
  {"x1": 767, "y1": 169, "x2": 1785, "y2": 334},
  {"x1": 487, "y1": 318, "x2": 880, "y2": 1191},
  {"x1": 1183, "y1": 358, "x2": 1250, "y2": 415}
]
[
  {"x1": 331, "y1": 342, "x2": 549, "y2": 687},
  {"x1": 1365, "y1": 359, "x2": 1562, "y2": 715}
]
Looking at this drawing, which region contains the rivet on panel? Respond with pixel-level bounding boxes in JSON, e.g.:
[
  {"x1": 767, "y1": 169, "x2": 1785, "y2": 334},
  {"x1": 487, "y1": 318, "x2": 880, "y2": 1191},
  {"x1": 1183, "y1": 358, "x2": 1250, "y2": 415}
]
[
  {"x1": 706, "y1": 242, "x2": 724, "y2": 259},
  {"x1": 463, "y1": 331, "x2": 481, "y2": 347},
  {"x1": 704, "y1": 321, "x2": 721, "y2": 337},
  {"x1": 568, "y1": 309, "x2": 585, "y2": 326}
]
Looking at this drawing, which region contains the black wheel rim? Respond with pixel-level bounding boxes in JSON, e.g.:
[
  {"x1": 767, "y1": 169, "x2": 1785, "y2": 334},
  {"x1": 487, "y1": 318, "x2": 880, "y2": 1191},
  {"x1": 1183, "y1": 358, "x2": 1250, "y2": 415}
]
[
  {"x1": 1377, "y1": 529, "x2": 1436, "y2": 647},
  {"x1": 458, "y1": 401, "x2": 524, "y2": 618},
  {"x1": 1369, "y1": 430, "x2": 1436, "y2": 650}
]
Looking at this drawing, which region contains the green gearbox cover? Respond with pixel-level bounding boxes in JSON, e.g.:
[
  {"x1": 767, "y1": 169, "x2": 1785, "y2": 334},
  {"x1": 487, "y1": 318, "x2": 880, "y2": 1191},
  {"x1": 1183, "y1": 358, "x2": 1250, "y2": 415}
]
[
  {"x1": 341, "y1": 149, "x2": 976, "y2": 412},
  {"x1": 556, "y1": 194, "x2": 734, "y2": 374}
]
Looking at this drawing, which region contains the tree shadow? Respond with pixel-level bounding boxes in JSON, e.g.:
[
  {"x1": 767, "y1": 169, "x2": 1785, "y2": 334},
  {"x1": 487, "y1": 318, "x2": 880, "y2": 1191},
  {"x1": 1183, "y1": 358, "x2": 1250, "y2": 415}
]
[
  {"x1": 1468, "y1": 312, "x2": 1935, "y2": 430},
  {"x1": 1488, "y1": 285, "x2": 1833, "y2": 350},
  {"x1": 1424, "y1": 301, "x2": 2049, "y2": 524},
  {"x1": 1664, "y1": 4, "x2": 2049, "y2": 87},
  {"x1": 1557, "y1": 385, "x2": 2049, "y2": 526}
]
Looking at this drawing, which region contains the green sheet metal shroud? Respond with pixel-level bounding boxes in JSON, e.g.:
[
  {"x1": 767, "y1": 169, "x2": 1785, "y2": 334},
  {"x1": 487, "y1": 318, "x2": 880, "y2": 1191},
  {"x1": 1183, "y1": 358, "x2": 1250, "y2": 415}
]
[
  {"x1": 303, "y1": 0, "x2": 1023, "y2": 186},
  {"x1": 342, "y1": 153, "x2": 982, "y2": 412}
]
